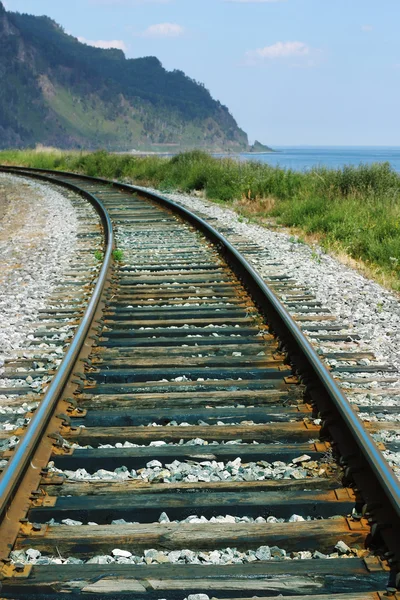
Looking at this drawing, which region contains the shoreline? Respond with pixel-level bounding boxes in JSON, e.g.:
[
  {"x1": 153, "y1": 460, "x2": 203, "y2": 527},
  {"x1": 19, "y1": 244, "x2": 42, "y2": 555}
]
[{"x1": 114, "y1": 149, "x2": 277, "y2": 157}]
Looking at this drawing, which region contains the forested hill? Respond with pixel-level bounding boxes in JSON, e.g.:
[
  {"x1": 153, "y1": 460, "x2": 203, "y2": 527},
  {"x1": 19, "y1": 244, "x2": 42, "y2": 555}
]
[{"x1": 0, "y1": 2, "x2": 249, "y2": 151}]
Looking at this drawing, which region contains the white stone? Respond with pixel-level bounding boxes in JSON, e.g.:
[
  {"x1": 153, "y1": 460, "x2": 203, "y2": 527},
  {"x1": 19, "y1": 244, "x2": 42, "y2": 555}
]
[
  {"x1": 158, "y1": 512, "x2": 170, "y2": 523},
  {"x1": 335, "y1": 540, "x2": 351, "y2": 554},
  {"x1": 255, "y1": 546, "x2": 271, "y2": 560},
  {"x1": 289, "y1": 514, "x2": 305, "y2": 522},
  {"x1": 86, "y1": 555, "x2": 115, "y2": 564},
  {"x1": 112, "y1": 549, "x2": 132, "y2": 558},
  {"x1": 62, "y1": 519, "x2": 83, "y2": 526},
  {"x1": 292, "y1": 454, "x2": 311, "y2": 464},
  {"x1": 168, "y1": 550, "x2": 182, "y2": 563},
  {"x1": 146, "y1": 460, "x2": 162, "y2": 468},
  {"x1": 297, "y1": 551, "x2": 312, "y2": 559},
  {"x1": 26, "y1": 548, "x2": 41, "y2": 560}
]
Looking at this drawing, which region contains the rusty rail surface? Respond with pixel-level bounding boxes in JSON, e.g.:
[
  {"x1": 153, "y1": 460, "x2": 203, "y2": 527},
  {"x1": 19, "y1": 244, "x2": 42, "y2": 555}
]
[{"x1": 0, "y1": 170, "x2": 114, "y2": 559}]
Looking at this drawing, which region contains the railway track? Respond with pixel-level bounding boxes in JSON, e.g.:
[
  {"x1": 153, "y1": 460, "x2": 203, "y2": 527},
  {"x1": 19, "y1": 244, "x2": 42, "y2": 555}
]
[{"x1": 0, "y1": 166, "x2": 399, "y2": 599}]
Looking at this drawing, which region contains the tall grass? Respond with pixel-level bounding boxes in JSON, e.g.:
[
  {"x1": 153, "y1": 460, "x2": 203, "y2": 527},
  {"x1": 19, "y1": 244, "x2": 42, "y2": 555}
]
[{"x1": 1, "y1": 149, "x2": 399, "y2": 289}]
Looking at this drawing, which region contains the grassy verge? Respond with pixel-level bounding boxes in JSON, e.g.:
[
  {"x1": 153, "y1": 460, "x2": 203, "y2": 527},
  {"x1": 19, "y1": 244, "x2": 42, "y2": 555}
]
[{"x1": 1, "y1": 148, "x2": 399, "y2": 291}]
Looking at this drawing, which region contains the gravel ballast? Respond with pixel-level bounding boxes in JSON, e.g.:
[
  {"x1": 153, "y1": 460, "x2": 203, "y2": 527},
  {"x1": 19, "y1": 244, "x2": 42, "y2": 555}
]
[
  {"x1": 124, "y1": 184, "x2": 400, "y2": 480},
  {"x1": 136, "y1": 185, "x2": 400, "y2": 391},
  {"x1": 0, "y1": 174, "x2": 78, "y2": 365},
  {"x1": 0, "y1": 174, "x2": 102, "y2": 407},
  {"x1": 10, "y1": 538, "x2": 361, "y2": 566},
  {"x1": 48, "y1": 454, "x2": 329, "y2": 483}
]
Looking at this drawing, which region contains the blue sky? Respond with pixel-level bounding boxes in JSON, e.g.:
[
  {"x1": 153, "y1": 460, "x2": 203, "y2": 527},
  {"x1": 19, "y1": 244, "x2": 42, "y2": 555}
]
[{"x1": 3, "y1": 0, "x2": 400, "y2": 146}]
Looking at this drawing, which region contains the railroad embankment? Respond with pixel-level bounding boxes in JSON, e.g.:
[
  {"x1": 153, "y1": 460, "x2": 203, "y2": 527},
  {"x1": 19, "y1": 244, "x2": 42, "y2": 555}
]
[
  {"x1": 0, "y1": 167, "x2": 399, "y2": 596},
  {"x1": 0, "y1": 167, "x2": 399, "y2": 595},
  {"x1": 1, "y1": 149, "x2": 399, "y2": 291},
  {"x1": 0, "y1": 173, "x2": 79, "y2": 358}
]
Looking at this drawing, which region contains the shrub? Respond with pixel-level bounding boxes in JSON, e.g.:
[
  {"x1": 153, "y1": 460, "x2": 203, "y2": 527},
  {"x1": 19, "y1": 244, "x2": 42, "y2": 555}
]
[{"x1": 1, "y1": 149, "x2": 399, "y2": 287}]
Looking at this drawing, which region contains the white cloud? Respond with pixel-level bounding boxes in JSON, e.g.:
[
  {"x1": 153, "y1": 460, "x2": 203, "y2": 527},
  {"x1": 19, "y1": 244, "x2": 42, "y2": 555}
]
[
  {"x1": 89, "y1": 0, "x2": 171, "y2": 4},
  {"x1": 361, "y1": 24, "x2": 373, "y2": 32},
  {"x1": 224, "y1": 0, "x2": 285, "y2": 3},
  {"x1": 142, "y1": 23, "x2": 184, "y2": 38},
  {"x1": 246, "y1": 40, "x2": 310, "y2": 60},
  {"x1": 77, "y1": 36, "x2": 127, "y2": 51},
  {"x1": 243, "y1": 40, "x2": 321, "y2": 67}
]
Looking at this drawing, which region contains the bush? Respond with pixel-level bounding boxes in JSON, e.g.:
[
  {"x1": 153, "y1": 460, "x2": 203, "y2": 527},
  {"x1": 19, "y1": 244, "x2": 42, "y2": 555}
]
[{"x1": 1, "y1": 149, "x2": 399, "y2": 287}]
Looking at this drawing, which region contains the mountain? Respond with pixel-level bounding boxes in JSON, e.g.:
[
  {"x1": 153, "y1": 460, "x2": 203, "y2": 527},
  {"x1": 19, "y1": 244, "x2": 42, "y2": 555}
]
[
  {"x1": 0, "y1": 2, "x2": 249, "y2": 151},
  {"x1": 249, "y1": 140, "x2": 273, "y2": 153}
]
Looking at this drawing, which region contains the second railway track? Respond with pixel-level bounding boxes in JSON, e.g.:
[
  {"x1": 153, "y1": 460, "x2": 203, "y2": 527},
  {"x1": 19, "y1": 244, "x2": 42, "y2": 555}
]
[{"x1": 0, "y1": 166, "x2": 399, "y2": 599}]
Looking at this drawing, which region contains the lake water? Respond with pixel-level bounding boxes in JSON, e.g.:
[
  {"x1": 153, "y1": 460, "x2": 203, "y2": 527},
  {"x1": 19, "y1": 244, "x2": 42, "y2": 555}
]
[{"x1": 231, "y1": 147, "x2": 400, "y2": 172}]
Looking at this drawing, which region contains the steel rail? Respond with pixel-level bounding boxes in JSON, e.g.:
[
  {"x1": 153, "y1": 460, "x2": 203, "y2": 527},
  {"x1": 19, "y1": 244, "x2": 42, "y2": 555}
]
[
  {"x1": 1, "y1": 165, "x2": 399, "y2": 526},
  {"x1": 129, "y1": 182, "x2": 400, "y2": 524},
  {"x1": 0, "y1": 170, "x2": 113, "y2": 521}
]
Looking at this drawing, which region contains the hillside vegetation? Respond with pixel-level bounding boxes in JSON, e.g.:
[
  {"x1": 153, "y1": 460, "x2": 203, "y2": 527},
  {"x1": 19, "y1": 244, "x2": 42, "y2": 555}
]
[
  {"x1": 0, "y1": 2, "x2": 248, "y2": 151},
  {"x1": 2, "y1": 149, "x2": 399, "y2": 290}
]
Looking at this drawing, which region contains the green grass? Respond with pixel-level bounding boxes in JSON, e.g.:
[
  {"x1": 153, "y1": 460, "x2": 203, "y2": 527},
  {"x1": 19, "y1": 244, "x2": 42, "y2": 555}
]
[
  {"x1": 46, "y1": 85, "x2": 144, "y2": 146},
  {"x1": 1, "y1": 149, "x2": 399, "y2": 290},
  {"x1": 112, "y1": 249, "x2": 124, "y2": 262}
]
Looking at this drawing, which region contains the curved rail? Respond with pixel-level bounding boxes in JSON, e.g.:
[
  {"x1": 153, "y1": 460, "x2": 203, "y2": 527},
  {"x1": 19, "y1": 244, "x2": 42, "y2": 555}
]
[
  {"x1": 0, "y1": 170, "x2": 114, "y2": 520},
  {"x1": 0, "y1": 165, "x2": 399, "y2": 554},
  {"x1": 130, "y1": 182, "x2": 400, "y2": 523}
]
